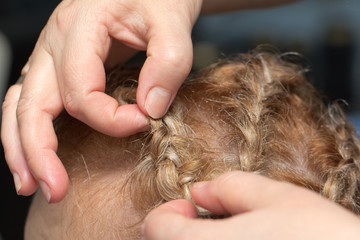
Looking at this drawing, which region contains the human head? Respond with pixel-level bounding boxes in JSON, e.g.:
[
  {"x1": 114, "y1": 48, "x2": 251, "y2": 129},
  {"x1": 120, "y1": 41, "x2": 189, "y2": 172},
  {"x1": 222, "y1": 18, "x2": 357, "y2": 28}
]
[{"x1": 25, "y1": 50, "x2": 360, "y2": 239}]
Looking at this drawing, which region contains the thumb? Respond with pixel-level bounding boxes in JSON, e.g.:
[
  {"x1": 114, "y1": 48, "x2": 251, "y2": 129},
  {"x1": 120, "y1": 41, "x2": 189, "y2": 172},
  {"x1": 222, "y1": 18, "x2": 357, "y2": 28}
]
[
  {"x1": 136, "y1": 23, "x2": 193, "y2": 119},
  {"x1": 191, "y1": 171, "x2": 296, "y2": 215},
  {"x1": 142, "y1": 199, "x2": 198, "y2": 240}
]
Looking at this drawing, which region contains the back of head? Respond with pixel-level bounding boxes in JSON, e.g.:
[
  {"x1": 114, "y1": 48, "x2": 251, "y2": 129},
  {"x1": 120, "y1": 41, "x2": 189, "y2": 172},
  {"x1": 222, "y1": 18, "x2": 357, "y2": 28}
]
[{"x1": 25, "y1": 50, "x2": 360, "y2": 239}]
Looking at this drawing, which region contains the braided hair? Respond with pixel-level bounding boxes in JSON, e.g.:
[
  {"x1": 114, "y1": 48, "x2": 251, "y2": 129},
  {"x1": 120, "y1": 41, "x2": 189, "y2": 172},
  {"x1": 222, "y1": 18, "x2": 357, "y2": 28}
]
[{"x1": 56, "y1": 49, "x2": 360, "y2": 219}]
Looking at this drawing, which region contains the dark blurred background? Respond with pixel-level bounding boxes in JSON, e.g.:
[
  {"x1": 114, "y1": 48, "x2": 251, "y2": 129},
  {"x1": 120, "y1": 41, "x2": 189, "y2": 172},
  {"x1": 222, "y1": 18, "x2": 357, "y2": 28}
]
[
  {"x1": 1, "y1": 1, "x2": 60, "y2": 239},
  {"x1": 1, "y1": 0, "x2": 360, "y2": 239}
]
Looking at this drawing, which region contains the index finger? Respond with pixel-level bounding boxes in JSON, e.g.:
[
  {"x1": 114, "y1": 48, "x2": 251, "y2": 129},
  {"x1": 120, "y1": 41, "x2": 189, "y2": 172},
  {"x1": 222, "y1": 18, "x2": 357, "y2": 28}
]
[
  {"x1": 142, "y1": 199, "x2": 198, "y2": 240},
  {"x1": 142, "y1": 199, "x2": 239, "y2": 240},
  {"x1": 56, "y1": 18, "x2": 149, "y2": 137},
  {"x1": 191, "y1": 171, "x2": 301, "y2": 215},
  {"x1": 17, "y1": 47, "x2": 69, "y2": 202}
]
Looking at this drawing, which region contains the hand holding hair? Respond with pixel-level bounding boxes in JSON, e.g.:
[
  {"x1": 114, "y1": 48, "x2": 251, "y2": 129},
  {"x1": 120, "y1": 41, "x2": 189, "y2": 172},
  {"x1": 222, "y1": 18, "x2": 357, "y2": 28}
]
[
  {"x1": 1, "y1": 0, "x2": 299, "y2": 203},
  {"x1": 142, "y1": 171, "x2": 360, "y2": 240},
  {"x1": 1, "y1": 0, "x2": 203, "y2": 202},
  {"x1": 22, "y1": 48, "x2": 360, "y2": 238}
]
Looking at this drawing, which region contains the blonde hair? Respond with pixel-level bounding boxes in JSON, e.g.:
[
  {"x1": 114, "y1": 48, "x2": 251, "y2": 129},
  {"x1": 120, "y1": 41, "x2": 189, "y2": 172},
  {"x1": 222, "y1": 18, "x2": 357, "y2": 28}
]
[{"x1": 55, "y1": 50, "x2": 360, "y2": 228}]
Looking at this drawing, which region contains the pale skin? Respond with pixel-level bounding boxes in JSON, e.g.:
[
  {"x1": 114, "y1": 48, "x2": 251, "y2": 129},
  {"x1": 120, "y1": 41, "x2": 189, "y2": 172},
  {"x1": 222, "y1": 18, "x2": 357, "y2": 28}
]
[{"x1": 143, "y1": 172, "x2": 360, "y2": 240}]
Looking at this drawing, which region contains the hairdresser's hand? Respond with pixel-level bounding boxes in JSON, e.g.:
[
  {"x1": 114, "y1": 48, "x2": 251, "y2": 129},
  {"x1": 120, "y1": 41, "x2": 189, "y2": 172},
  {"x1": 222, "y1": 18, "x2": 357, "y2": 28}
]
[
  {"x1": 142, "y1": 171, "x2": 360, "y2": 240},
  {"x1": 1, "y1": 0, "x2": 202, "y2": 202}
]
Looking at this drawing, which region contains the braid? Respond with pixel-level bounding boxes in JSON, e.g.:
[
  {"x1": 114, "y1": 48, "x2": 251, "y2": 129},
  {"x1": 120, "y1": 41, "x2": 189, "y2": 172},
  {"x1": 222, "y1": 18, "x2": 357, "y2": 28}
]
[
  {"x1": 127, "y1": 101, "x2": 211, "y2": 213},
  {"x1": 50, "y1": 49, "x2": 360, "y2": 239},
  {"x1": 105, "y1": 50, "x2": 360, "y2": 217},
  {"x1": 322, "y1": 102, "x2": 360, "y2": 213},
  {"x1": 192, "y1": 54, "x2": 270, "y2": 172}
]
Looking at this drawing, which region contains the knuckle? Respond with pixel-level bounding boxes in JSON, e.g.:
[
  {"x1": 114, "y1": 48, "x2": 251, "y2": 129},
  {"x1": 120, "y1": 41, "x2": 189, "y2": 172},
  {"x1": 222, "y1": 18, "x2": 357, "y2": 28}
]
[
  {"x1": 41, "y1": 0, "x2": 74, "y2": 49},
  {"x1": 52, "y1": 2, "x2": 74, "y2": 34},
  {"x1": 160, "y1": 48, "x2": 192, "y2": 73},
  {"x1": 54, "y1": 11, "x2": 68, "y2": 34},
  {"x1": 63, "y1": 91, "x2": 79, "y2": 116}
]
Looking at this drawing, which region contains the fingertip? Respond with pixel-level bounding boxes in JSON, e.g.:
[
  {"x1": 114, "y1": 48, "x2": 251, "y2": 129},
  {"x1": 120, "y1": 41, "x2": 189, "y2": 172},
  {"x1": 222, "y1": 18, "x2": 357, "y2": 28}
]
[
  {"x1": 12, "y1": 172, "x2": 22, "y2": 193},
  {"x1": 40, "y1": 166, "x2": 69, "y2": 203},
  {"x1": 24, "y1": 149, "x2": 69, "y2": 203},
  {"x1": 160, "y1": 199, "x2": 198, "y2": 218},
  {"x1": 190, "y1": 171, "x2": 247, "y2": 215},
  {"x1": 38, "y1": 180, "x2": 51, "y2": 202},
  {"x1": 38, "y1": 176, "x2": 69, "y2": 203},
  {"x1": 136, "y1": 33, "x2": 193, "y2": 118},
  {"x1": 191, "y1": 181, "x2": 211, "y2": 206},
  {"x1": 50, "y1": 179, "x2": 69, "y2": 203},
  {"x1": 145, "y1": 199, "x2": 197, "y2": 222},
  {"x1": 111, "y1": 103, "x2": 150, "y2": 136},
  {"x1": 142, "y1": 200, "x2": 197, "y2": 239},
  {"x1": 15, "y1": 169, "x2": 39, "y2": 196},
  {"x1": 70, "y1": 92, "x2": 150, "y2": 137},
  {"x1": 144, "y1": 86, "x2": 172, "y2": 119}
]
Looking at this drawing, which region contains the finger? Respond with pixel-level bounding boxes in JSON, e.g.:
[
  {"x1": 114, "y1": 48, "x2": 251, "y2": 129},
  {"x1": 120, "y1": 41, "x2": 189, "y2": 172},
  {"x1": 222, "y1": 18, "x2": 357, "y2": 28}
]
[
  {"x1": 142, "y1": 199, "x2": 198, "y2": 240},
  {"x1": 57, "y1": 18, "x2": 149, "y2": 137},
  {"x1": 136, "y1": 20, "x2": 193, "y2": 119},
  {"x1": 17, "y1": 47, "x2": 68, "y2": 202},
  {"x1": 191, "y1": 171, "x2": 294, "y2": 215},
  {"x1": 143, "y1": 200, "x2": 242, "y2": 240},
  {"x1": 1, "y1": 83, "x2": 38, "y2": 196}
]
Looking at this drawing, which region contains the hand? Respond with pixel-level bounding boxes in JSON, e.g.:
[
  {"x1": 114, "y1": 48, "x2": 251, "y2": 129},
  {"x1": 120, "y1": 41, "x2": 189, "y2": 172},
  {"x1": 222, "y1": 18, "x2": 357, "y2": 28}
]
[
  {"x1": 142, "y1": 171, "x2": 360, "y2": 240},
  {"x1": 1, "y1": 0, "x2": 202, "y2": 202}
]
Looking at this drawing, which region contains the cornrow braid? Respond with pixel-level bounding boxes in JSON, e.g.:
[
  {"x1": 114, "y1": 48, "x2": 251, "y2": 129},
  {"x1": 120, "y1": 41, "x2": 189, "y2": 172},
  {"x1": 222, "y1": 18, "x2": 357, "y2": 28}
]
[
  {"x1": 322, "y1": 102, "x2": 360, "y2": 213},
  {"x1": 48, "y1": 49, "x2": 360, "y2": 239},
  {"x1": 105, "y1": 49, "x2": 360, "y2": 217},
  {"x1": 125, "y1": 99, "x2": 212, "y2": 214}
]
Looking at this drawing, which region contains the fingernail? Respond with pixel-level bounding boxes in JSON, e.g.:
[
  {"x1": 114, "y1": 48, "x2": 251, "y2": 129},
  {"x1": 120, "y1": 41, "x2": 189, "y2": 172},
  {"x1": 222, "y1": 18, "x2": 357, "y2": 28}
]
[
  {"x1": 135, "y1": 111, "x2": 151, "y2": 132},
  {"x1": 192, "y1": 181, "x2": 210, "y2": 190},
  {"x1": 12, "y1": 172, "x2": 22, "y2": 194},
  {"x1": 145, "y1": 87, "x2": 172, "y2": 119},
  {"x1": 39, "y1": 180, "x2": 51, "y2": 203}
]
